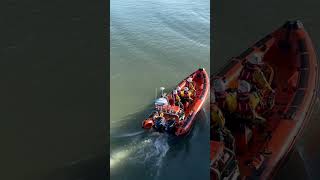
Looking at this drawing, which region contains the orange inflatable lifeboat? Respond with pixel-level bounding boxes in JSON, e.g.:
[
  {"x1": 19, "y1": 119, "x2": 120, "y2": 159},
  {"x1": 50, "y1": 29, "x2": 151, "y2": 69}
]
[
  {"x1": 142, "y1": 68, "x2": 209, "y2": 136},
  {"x1": 210, "y1": 20, "x2": 318, "y2": 179}
]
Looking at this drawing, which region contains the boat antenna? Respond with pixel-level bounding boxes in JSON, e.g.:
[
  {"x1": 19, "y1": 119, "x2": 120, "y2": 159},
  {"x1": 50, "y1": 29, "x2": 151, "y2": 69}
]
[
  {"x1": 155, "y1": 88, "x2": 157, "y2": 100},
  {"x1": 160, "y1": 87, "x2": 165, "y2": 97}
]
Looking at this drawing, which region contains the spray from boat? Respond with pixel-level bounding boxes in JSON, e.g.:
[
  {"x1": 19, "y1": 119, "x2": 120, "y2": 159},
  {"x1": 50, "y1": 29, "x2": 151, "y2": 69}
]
[{"x1": 110, "y1": 133, "x2": 170, "y2": 177}]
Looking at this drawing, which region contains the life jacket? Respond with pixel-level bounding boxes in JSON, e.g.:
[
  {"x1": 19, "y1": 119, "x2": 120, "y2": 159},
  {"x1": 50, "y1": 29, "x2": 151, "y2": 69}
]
[
  {"x1": 186, "y1": 81, "x2": 195, "y2": 91},
  {"x1": 214, "y1": 92, "x2": 227, "y2": 110},
  {"x1": 249, "y1": 92, "x2": 260, "y2": 109},
  {"x1": 239, "y1": 63, "x2": 257, "y2": 83},
  {"x1": 181, "y1": 91, "x2": 191, "y2": 98},
  {"x1": 237, "y1": 92, "x2": 251, "y2": 116},
  {"x1": 186, "y1": 91, "x2": 191, "y2": 98},
  {"x1": 226, "y1": 92, "x2": 238, "y2": 113},
  {"x1": 174, "y1": 94, "x2": 181, "y2": 102},
  {"x1": 177, "y1": 90, "x2": 182, "y2": 97},
  {"x1": 253, "y1": 69, "x2": 273, "y2": 92},
  {"x1": 211, "y1": 105, "x2": 225, "y2": 129}
]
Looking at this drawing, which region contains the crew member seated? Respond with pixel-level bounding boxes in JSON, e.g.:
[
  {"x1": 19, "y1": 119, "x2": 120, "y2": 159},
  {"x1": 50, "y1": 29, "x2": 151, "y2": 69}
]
[
  {"x1": 211, "y1": 103, "x2": 225, "y2": 141},
  {"x1": 181, "y1": 87, "x2": 193, "y2": 108},
  {"x1": 172, "y1": 89, "x2": 183, "y2": 108},
  {"x1": 153, "y1": 111, "x2": 164, "y2": 120},
  {"x1": 213, "y1": 78, "x2": 237, "y2": 114},
  {"x1": 152, "y1": 111, "x2": 166, "y2": 129},
  {"x1": 211, "y1": 103, "x2": 235, "y2": 150},
  {"x1": 186, "y1": 77, "x2": 196, "y2": 96},
  {"x1": 176, "y1": 86, "x2": 182, "y2": 96},
  {"x1": 239, "y1": 53, "x2": 274, "y2": 94},
  {"x1": 236, "y1": 80, "x2": 266, "y2": 124}
]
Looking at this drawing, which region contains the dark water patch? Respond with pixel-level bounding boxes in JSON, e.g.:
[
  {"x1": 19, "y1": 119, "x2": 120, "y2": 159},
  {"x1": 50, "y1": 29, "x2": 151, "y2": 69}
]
[
  {"x1": 275, "y1": 148, "x2": 309, "y2": 180},
  {"x1": 44, "y1": 154, "x2": 107, "y2": 180}
]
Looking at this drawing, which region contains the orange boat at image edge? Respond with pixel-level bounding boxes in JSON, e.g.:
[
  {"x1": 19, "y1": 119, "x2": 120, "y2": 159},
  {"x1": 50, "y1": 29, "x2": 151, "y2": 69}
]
[
  {"x1": 210, "y1": 20, "x2": 319, "y2": 180},
  {"x1": 142, "y1": 68, "x2": 209, "y2": 136}
]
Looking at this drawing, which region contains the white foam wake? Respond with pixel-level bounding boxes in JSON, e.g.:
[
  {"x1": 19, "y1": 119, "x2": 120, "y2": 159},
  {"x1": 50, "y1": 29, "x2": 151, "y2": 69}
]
[{"x1": 110, "y1": 134, "x2": 170, "y2": 177}]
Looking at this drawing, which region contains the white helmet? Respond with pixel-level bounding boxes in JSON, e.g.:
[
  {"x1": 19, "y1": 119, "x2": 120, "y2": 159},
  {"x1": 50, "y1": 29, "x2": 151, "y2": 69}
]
[
  {"x1": 213, "y1": 79, "x2": 225, "y2": 93},
  {"x1": 247, "y1": 52, "x2": 264, "y2": 65},
  {"x1": 177, "y1": 86, "x2": 181, "y2": 91},
  {"x1": 173, "y1": 90, "x2": 178, "y2": 94},
  {"x1": 238, "y1": 80, "x2": 251, "y2": 93},
  {"x1": 184, "y1": 87, "x2": 189, "y2": 91},
  {"x1": 187, "y1": 77, "x2": 193, "y2": 83}
]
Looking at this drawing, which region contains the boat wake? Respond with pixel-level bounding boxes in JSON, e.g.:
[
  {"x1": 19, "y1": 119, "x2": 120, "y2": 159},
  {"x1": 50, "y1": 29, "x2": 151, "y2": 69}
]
[
  {"x1": 112, "y1": 130, "x2": 145, "y2": 138},
  {"x1": 135, "y1": 134, "x2": 170, "y2": 177},
  {"x1": 110, "y1": 133, "x2": 170, "y2": 178}
]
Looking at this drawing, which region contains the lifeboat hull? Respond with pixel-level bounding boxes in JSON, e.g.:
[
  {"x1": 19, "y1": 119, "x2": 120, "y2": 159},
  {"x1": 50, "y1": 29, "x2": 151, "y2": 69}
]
[
  {"x1": 211, "y1": 20, "x2": 318, "y2": 179},
  {"x1": 142, "y1": 68, "x2": 209, "y2": 136}
]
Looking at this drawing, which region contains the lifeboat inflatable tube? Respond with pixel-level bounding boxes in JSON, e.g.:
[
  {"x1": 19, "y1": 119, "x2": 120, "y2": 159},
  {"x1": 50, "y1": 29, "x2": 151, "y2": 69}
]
[
  {"x1": 210, "y1": 20, "x2": 318, "y2": 179},
  {"x1": 142, "y1": 68, "x2": 209, "y2": 136}
]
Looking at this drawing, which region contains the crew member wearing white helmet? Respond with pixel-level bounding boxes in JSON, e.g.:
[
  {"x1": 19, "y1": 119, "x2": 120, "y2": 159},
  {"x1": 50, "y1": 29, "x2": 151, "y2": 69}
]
[
  {"x1": 213, "y1": 78, "x2": 237, "y2": 113},
  {"x1": 181, "y1": 87, "x2": 193, "y2": 106},
  {"x1": 239, "y1": 52, "x2": 273, "y2": 94},
  {"x1": 173, "y1": 89, "x2": 183, "y2": 108},
  {"x1": 176, "y1": 86, "x2": 182, "y2": 97},
  {"x1": 186, "y1": 77, "x2": 196, "y2": 95},
  {"x1": 236, "y1": 80, "x2": 265, "y2": 123}
]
